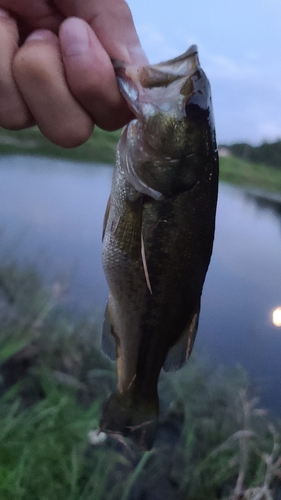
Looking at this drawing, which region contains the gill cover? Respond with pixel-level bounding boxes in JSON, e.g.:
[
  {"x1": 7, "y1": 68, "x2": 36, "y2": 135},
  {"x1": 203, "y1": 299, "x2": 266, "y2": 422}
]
[{"x1": 113, "y1": 46, "x2": 210, "y2": 200}]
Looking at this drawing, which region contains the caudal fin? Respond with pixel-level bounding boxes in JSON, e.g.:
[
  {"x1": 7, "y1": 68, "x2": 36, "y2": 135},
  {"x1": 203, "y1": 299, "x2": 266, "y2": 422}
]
[{"x1": 100, "y1": 392, "x2": 159, "y2": 450}]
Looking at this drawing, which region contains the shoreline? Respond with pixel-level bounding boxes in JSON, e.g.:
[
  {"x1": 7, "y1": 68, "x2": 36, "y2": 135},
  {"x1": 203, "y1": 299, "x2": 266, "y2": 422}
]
[{"x1": 1, "y1": 126, "x2": 281, "y2": 195}]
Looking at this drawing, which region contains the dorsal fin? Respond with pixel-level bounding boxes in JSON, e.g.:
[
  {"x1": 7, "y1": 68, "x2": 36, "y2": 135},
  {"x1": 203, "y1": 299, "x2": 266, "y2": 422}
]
[
  {"x1": 163, "y1": 311, "x2": 199, "y2": 372},
  {"x1": 101, "y1": 301, "x2": 117, "y2": 361}
]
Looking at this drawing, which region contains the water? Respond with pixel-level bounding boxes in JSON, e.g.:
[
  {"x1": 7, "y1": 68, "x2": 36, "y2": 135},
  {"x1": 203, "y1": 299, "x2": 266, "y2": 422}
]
[
  {"x1": 0, "y1": 156, "x2": 111, "y2": 314},
  {"x1": 1, "y1": 156, "x2": 280, "y2": 413}
]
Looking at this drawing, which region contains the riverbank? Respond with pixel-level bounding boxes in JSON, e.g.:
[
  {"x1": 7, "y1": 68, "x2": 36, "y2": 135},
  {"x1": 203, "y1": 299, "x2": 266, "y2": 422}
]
[
  {"x1": 0, "y1": 261, "x2": 281, "y2": 500},
  {"x1": 1, "y1": 126, "x2": 281, "y2": 194},
  {"x1": 0, "y1": 126, "x2": 119, "y2": 164},
  {"x1": 219, "y1": 155, "x2": 281, "y2": 194}
]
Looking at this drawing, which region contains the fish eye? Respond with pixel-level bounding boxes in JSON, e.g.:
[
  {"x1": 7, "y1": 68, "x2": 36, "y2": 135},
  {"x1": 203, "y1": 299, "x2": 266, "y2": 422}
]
[{"x1": 185, "y1": 99, "x2": 208, "y2": 120}]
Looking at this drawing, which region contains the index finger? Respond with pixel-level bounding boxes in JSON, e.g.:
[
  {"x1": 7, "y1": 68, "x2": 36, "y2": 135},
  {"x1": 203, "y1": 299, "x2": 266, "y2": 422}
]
[{"x1": 55, "y1": 0, "x2": 148, "y2": 64}]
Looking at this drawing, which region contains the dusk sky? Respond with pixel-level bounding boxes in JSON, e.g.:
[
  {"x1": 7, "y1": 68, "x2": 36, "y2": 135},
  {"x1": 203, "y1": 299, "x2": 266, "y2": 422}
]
[{"x1": 126, "y1": 0, "x2": 281, "y2": 145}]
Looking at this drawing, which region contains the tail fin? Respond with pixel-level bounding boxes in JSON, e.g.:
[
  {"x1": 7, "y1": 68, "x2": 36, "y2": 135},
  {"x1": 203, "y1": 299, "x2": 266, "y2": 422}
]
[{"x1": 100, "y1": 392, "x2": 159, "y2": 450}]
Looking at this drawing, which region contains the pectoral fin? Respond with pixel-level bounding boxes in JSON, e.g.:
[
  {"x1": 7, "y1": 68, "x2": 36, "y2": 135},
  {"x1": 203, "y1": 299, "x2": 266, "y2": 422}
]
[
  {"x1": 101, "y1": 300, "x2": 117, "y2": 361},
  {"x1": 102, "y1": 195, "x2": 111, "y2": 241},
  {"x1": 163, "y1": 311, "x2": 199, "y2": 372}
]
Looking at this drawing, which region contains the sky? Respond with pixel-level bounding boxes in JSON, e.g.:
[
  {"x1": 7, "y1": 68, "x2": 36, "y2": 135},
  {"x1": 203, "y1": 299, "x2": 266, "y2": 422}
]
[{"x1": 126, "y1": 0, "x2": 281, "y2": 145}]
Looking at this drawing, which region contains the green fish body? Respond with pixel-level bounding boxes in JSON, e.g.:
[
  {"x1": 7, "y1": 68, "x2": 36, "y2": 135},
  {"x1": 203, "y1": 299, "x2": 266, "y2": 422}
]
[{"x1": 100, "y1": 46, "x2": 219, "y2": 449}]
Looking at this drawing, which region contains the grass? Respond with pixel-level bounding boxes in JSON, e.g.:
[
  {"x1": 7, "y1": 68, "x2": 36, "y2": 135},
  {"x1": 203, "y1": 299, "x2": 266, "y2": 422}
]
[
  {"x1": 0, "y1": 386, "x2": 99, "y2": 500},
  {"x1": 0, "y1": 261, "x2": 281, "y2": 499},
  {"x1": 219, "y1": 155, "x2": 281, "y2": 194},
  {"x1": 162, "y1": 362, "x2": 281, "y2": 499},
  {"x1": 0, "y1": 126, "x2": 119, "y2": 164}
]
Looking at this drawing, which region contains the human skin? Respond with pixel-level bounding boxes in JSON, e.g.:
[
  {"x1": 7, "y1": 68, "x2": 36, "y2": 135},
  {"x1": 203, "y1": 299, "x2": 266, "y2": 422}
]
[{"x1": 0, "y1": 0, "x2": 148, "y2": 147}]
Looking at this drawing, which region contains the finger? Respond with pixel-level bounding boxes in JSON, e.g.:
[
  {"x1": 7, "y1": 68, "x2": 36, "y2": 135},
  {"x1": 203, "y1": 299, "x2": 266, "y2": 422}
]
[
  {"x1": 59, "y1": 17, "x2": 133, "y2": 131},
  {"x1": 13, "y1": 30, "x2": 94, "y2": 148},
  {"x1": 0, "y1": 0, "x2": 63, "y2": 34},
  {"x1": 0, "y1": 9, "x2": 33, "y2": 129},
  {"x1": 55, "y1": 0, "x2": 148, "y2": 64}
]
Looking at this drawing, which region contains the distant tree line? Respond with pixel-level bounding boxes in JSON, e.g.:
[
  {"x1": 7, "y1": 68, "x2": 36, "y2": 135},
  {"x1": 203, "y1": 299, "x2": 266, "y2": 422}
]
[{"x1": 222, "y1": 140, "x2": 281, "y2": 170}]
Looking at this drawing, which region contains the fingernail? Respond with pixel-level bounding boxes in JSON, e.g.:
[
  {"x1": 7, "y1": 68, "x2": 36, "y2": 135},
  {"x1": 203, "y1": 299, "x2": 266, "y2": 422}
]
[
  {"x1": 26, "y1": 29, "x2": 56, "y2": 43},
  {"x1": 60, "y1": 17, "x2": 90, "y2": 58}
]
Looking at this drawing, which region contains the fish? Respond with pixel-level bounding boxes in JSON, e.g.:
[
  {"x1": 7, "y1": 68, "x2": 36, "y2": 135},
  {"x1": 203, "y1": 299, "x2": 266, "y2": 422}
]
[{"x1": 100, "y1": 45, "x2": 219, "y2": 449}]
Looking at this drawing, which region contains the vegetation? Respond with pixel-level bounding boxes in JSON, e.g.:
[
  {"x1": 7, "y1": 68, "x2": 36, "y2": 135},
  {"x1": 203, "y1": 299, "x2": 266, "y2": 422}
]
[
  {"x1": 223, "y1": 141, "x2": 281, "y2": 171},
  {"x1": 1, "y1": 126, "x2": 281, "y2": 195},
  {"x1": 0, "y1": 126, "x2": 119, "y2": 164},
  {"x1": 0, "y1": 261, "x2": 281, "y2": 499},
  {"x1": 219, "y1": 139, "x2": 281, "y2": 193},
  {"x1": 219, "y1": 155, "x2": 281, "y2": 193}
]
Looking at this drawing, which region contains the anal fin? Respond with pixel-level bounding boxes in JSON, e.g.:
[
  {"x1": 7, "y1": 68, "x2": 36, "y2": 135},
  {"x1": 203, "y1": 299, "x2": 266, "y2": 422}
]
[
  {"x1": 163, "y1": 312, "x2": 199, "y2": 372},
  {"x1": 100, "y1": 391, "x2": 159, "y2": 450}
]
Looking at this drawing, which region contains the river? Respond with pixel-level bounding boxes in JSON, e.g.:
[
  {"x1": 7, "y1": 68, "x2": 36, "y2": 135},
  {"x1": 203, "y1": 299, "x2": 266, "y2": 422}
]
[{"x1": 1, "y1": 155, "x2": 281, "y2": 413}]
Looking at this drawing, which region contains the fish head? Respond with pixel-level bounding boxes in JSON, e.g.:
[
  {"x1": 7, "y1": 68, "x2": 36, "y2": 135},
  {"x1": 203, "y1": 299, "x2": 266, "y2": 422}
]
[{"x1": 114, "y1": 45, "x2": 216, "y2": 160}]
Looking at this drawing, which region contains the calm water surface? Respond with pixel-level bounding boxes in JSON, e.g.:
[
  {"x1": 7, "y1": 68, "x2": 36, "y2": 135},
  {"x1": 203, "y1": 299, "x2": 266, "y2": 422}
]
[{"x1": 1, "y1": 156, "x2": 280, "y2": 412}]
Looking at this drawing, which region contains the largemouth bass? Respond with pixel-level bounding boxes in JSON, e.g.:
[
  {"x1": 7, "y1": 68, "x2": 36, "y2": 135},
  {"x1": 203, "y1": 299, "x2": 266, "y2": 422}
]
[{"x1": 100, "y1": 46, "x2": 219, "y2": 449}]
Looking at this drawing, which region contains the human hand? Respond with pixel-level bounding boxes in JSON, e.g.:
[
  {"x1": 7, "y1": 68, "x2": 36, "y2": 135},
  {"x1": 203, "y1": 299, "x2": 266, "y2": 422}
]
[{"x1": 0, "y1": 0, "x2": 148, "y2": 147}]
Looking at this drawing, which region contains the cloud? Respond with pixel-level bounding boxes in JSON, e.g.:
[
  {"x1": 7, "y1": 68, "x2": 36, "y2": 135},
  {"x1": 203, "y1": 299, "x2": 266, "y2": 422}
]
[
  {"x1": 213, "y1": 77, "x2": 281, "y2": 145},
  {"x1": 257, "y1": 121, "x2": 281, "y2": 142},
  {"x1": 204, "y1": 53, "x2": 259, "y2": 82},
  {"x1": 137, "y1": 24, "x2": 179, "y2": 63},
  {"x1": 126, "y1": 19, "x2": 281, "y2": 145},
  {"x1": 198, "y1": 46, "x2": 281, "y2": 144}
]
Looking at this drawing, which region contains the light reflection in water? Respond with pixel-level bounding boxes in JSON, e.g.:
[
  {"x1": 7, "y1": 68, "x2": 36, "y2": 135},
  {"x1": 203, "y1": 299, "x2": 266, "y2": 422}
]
[{"x1": 272, "y1": 307, "x2": 281, "y2": 327}]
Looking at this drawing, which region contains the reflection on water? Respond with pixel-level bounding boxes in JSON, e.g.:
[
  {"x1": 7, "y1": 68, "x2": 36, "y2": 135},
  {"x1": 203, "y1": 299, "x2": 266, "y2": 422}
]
[
  {"x1": 197, "y1": 182, "x2": 281, "y2": 412},
  {"x1": 243, "y1": 191, "x2": 281, "y2": 330},
  {"x1": 0, "y1": 156, "x2": 280, "y2": 413},
  {"x1": 245, "y1": 189, "x2": 281, "y2": 232},
  {"x1": 272, "y1": 307, "x2": 281, "y2": 327},
  {"x1": 0, "y1": 155, "x2": 111, "y2": 315}
]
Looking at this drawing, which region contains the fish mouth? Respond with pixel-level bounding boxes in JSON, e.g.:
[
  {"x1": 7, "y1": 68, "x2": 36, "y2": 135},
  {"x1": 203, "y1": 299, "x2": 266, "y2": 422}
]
[
  {"x1": 161, "y1": 44, "x2": 198, "y2": 63},
  {"x1": 113, "y1": 45, "x2": 199, "y2": 92},
  {"x1": 113, "y1": 45, "x2": 201, "y2": 120},
  {"x1": 143, "y1": 44, "x2": 199, "y2": 86}
]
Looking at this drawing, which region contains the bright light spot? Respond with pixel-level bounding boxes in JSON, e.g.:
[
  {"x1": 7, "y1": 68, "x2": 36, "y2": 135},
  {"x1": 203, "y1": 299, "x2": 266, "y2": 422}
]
[
  {"x1": 88, "y1": 429, "x2": 107, "y2": 446},
  {"x1": 272, "y1": 307, "x2": 281, "y2": 327}
]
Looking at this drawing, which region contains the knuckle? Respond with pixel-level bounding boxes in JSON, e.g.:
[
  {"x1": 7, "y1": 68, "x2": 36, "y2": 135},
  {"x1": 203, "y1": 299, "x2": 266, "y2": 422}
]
[{"x1": 0, "y1": 93, "x2": 32, "y2": 130}]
